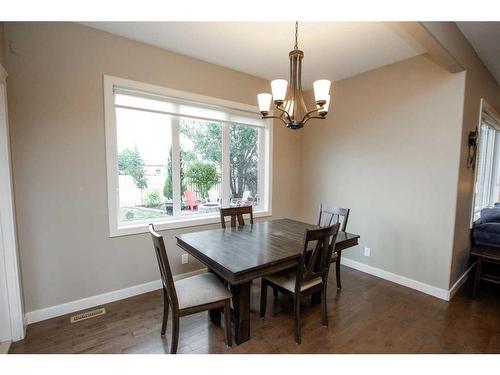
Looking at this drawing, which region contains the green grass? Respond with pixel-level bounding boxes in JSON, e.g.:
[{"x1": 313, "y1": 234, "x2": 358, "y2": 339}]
[{"x1": 119, "y1": 207, "x2": 167, "y2": 222}]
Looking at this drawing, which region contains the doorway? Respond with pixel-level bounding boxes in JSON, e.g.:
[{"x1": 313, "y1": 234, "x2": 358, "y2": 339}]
[{"x1": 0, "y1": 64, "x2": 25, "y2": 345}]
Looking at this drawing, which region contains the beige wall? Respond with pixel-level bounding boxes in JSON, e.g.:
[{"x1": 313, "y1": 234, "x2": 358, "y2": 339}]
[
  {"x1": 299, "y1": 55, "x2": 466, "y2": 289},
  {"x1": 0, "y1": 23, "x2": 6, "y2": 67},
  {"x1": 421, "y1": 23, "x2": 500, "y2": 287},
  {"x1": 5, "y1": 22, "x2": 301, "y2": 313}
]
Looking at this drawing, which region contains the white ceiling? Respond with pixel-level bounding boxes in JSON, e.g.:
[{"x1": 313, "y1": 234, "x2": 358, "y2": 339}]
[
  {"x1": 81, "y1": 22, "x2": 426, "y2": 89},
  {"x1": 456, "y1": 22, "x2": 500, "y2": 85}
]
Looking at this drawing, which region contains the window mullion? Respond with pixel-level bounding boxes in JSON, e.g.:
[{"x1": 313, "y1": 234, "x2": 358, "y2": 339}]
[
  {"x1": 222, "y1": 123, "x2": 230, "y2": 207},
  {"x1": 485, "y1": 129, "x2": 495, "y2": 206},
  {"x1": 172, "y1": 116, "x2": 181, "y2": 218},
  {"x1": 487, "y1": 131, "x2": 496, "y2": 205},
  {"x1": 257, "y1": 127, "x2": 265, "y2": 211}
]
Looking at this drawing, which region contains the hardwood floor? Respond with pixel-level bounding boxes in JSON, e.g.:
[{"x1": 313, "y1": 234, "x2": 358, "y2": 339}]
[{"x1": 9, "y1": 265, "x2": 500, "y2": 354}]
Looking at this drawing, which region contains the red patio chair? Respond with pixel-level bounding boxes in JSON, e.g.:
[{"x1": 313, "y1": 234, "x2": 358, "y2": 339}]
[{"x1": 184, "y1": 190, "x2": 198, "y2": 211}]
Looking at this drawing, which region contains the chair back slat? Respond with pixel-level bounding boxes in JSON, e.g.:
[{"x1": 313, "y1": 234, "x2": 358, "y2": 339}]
[
  {"x1": 296, "y1": 223, "x2": 340, "y2": 291},
  {"x1": 219, "y1": 206, "x2": 254, "y2": 229},
  {"x1": 318, "y1": 203, "x2": 350, "y2": 232},
  {"x1": 149, "y1": 224, "x2": 178, "y2": 309}
]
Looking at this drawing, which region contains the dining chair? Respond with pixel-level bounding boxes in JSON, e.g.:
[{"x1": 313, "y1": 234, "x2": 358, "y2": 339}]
[
  {"x1": 219, "y1": 206, "x2": 254, "y2": 228},
  {"x1": 149, "y1": 224, "x2": 232, "y2": 353},
  {"x1": 260, "y1": 223, "x2": 340, "y2": 344},
  {"x1": 230, "y1": 190, "x2": 251, "y2": 207},
  {"x1": 318, "y1": 203, "x2": 350, "y2": 289},
  {"x1": 219, "y1": 205, "x2": 255, "y2": 294}
]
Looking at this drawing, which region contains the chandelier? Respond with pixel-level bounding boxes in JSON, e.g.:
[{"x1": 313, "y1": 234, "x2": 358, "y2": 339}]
[{"x1": 257, "y1": 22, "x2": 331, "y2": 130}]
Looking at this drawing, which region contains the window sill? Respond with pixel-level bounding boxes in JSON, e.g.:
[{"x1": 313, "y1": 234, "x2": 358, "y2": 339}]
[{"x1": 109, "y1": 209, "x2": 272, "y2": 237}]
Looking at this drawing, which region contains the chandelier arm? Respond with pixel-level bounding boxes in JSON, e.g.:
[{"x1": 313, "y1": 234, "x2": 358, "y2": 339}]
[
  {"x1": 302, "y1": 116, "x2": 326, "y2": 125},
  {"x1": 302, "y1": 107, "x2": 322, "y2": 120},
  {"x1": 263, "y1": 115, "x2": 289, "y2": 125},
  {"x1": 275, "y1": 105, "x2": 292, "y2": 121}
]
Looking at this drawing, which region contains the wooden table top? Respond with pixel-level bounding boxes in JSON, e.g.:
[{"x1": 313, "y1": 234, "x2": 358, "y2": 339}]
[{"x1": 176, "y1": 218, "x2": 360, "y2": 284}]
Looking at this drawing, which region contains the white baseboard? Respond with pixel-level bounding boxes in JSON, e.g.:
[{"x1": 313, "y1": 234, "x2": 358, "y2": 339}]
[
  {"x1": 24, "y1": 260, "x2": 474, "y2": 327},
  {"x1": 25, "y1": 268, "x2": 207, "y2": 325},
  {"x1": 0, "y1": 340, "x2": 11, "y2": 354},
  {"x1": 341, "y1": 257, "x2": 455, "y2": 301},
  {"x1": 448, "y1": 263, "x2": 475, "y2": 300}
]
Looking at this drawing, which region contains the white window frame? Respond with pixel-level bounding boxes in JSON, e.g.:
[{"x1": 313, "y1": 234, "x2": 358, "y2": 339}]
[
  {"x1": 0, "y1": 64, "x2": 25, "y2": 341},
  {"x1": 104, "y1": 75, "x2": 273, "y2": 237},
  {"x1": 471, "y1": 99, "x2": 500, "y2": 225}
]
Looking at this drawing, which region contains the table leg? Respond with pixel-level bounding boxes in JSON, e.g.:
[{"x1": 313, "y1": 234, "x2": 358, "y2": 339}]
[
  {"x1": 209, "y1": 308, "x2": 222, "y2": 324},
  {"x1": 230, "y1": 282, "x2": 251, "y2": 345},
  {"x1": 473, "y1": 258, "x2": 482, "y2": 300}
]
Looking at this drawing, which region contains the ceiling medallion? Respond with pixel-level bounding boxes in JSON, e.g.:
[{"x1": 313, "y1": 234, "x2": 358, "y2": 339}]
[{"x1": 257, "y1": 22, "x2": 331, "y2": 130}]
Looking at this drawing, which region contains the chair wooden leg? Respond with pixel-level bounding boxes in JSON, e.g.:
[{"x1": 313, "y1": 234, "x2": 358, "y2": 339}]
[
  {"x1": 336, "y1": 252, "x2": 342, "y2": 289},
  {"x1": 170, "y1": 314, "x2": 180, "y2": 354},
  {"x1": 260, "y1": 279, "x2": 268, "y2": 318},
  {"x1": 273, "y1": 287, "x2": 278, "y2": 299},
  {"x1": 161, "y1": 288, "x2": 169, "y2": 336},
  {"x1": 294, "y1": 294, "x2": 301, "y2": 344},
  {"x1": 224, "y1": 300, "x2": 232, "y2": 347},
  {"x1": 321, "y1": 285, "x2": 328, "y2": 327}
]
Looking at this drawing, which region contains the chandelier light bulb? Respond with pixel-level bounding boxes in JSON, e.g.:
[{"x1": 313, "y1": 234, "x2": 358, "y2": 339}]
[
  {"x1": 318, "y1": 94, "x2": 330, "y2": 115},
  {"x1": 271, "y1": 79, "x2": 288, "y2": 104},
  {"x1": 313, "y1": 80, "x2": 331, "y2": 104},
  {"x1": 257, "y1": 93, "x2": 273, "y2": 115}
]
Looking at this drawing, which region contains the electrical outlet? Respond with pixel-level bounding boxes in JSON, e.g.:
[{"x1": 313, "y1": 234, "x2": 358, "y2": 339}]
[
  {"x1": 364, "y1": 247, "x2": 371, "y2": 257},
  {"x1": 181, "y1": 253, "x2": 189, "y2": 264}
]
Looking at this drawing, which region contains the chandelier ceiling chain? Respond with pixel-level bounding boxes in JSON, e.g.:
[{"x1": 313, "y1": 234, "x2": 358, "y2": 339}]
[
  {"x1": 294, "y1": 21, "x2": 298, "y2": 50},
  {"x1": 257, "y1": 22, "x2": 332, "y2": 130}
]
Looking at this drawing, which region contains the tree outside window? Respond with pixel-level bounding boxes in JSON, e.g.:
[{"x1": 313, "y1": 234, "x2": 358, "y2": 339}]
[{"x1": 118, "y1": 147, "x2": 148, "y2": 190}]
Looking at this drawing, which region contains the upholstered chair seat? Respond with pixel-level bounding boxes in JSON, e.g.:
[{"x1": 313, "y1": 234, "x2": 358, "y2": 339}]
[
  {"x1": 264, "y1": 271, "x2": 322, "y2": 293},
  {"x1": 175, "y1": 273, "x2": 232, "y2": 310}
]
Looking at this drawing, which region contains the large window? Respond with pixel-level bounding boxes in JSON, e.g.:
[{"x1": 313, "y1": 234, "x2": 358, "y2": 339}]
[
  {"x1": 105, "y1": 76, "x2": 272, "y2": 236},
  {"x1": 472, "y1": 101, "x2": 500, "y2": 222}
]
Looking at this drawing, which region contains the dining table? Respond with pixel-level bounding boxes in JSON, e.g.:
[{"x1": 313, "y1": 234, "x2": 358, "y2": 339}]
[{"x1": 176, "y1": 218, "x2": 360, "y2": 345}]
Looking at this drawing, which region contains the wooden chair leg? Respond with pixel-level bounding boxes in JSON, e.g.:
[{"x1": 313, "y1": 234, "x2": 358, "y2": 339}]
[
  {"x1": 224, "y1": 300, "x2": 232, "y2": 347},
  {"x1": 170, "y1": 315, "x2": 180, "y2": 354},
  {"x1": 335, "y1": 252, "x2": 342, "y2": 289},
  {"x1": 260, "y1": 279, "x2": 268, "y2": 318},
  {"x1": 321, "y1": 285, "x2": 328, "y2": 327},
  {"x1": 294, "y1": 294, "x2": 301, "y2": 344},
  {"x1": 161, "y1": 288, "x2": 169, "y2": 336}
]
